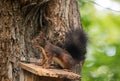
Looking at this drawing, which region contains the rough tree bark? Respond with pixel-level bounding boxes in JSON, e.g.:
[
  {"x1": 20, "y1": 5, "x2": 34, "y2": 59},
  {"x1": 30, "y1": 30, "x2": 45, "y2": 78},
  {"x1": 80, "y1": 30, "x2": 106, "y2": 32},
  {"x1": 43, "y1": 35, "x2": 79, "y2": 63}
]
[{"x1": 0, "y1": 0, "x2": 83, "y2": 81}]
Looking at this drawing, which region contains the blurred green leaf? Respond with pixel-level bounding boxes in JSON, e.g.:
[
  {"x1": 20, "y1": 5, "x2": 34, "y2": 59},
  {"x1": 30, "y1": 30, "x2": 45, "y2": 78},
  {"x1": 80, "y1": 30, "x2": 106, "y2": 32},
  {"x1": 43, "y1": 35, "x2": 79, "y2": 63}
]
[{"x1": 79, "y1": 0, "x2": 120, "y2": 81}]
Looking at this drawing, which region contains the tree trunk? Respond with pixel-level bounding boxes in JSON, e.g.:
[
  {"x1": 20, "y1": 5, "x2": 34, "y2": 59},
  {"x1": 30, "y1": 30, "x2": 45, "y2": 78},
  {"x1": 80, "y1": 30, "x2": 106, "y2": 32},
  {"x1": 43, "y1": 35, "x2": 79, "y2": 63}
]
[{"x1": 0, "y1": 0, "x2": 83, "y2": 81}]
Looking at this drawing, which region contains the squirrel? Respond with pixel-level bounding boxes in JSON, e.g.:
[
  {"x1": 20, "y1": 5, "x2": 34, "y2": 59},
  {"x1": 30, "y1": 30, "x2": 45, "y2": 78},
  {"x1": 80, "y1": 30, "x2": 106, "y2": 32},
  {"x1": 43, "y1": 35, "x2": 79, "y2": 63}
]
[
  {"x1": 32, "y1": 35, "x2": 75, "y2": 70},
  {"x1": 32, "y1": 28, "x2": 87, "y2": 70}
]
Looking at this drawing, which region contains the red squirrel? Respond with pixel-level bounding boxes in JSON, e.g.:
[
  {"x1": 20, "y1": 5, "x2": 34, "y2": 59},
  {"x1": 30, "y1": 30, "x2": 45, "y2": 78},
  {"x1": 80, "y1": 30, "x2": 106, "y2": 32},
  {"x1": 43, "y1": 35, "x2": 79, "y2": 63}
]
[
  {"x1": 32, "y1": 36, "x2": 75, "y2": 70},
  {"x1": 32, "y1": 28, "x2": 87, "y2": 70}
]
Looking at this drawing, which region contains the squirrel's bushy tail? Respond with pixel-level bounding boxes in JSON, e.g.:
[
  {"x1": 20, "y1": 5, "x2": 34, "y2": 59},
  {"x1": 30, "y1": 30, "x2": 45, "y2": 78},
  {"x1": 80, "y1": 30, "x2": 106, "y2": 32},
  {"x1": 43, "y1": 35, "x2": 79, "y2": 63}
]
[{"x1": 64, "y1": 28, "x2": 88, "y2": 63}]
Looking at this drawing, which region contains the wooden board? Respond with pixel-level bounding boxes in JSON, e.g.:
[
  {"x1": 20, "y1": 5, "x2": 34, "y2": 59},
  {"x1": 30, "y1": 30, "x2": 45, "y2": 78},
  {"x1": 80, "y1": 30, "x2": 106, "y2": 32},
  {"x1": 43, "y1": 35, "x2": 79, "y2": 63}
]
[{"x1": 19, "y1": 62, "x2": 80, "y2": 80}]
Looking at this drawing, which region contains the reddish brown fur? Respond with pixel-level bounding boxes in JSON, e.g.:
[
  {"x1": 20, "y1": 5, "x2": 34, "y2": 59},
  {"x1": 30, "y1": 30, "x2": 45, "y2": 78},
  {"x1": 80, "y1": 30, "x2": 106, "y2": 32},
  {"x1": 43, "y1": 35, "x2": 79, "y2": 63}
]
[{"x1": 32, "y1": 36, "x2": 75, "y2": 70}]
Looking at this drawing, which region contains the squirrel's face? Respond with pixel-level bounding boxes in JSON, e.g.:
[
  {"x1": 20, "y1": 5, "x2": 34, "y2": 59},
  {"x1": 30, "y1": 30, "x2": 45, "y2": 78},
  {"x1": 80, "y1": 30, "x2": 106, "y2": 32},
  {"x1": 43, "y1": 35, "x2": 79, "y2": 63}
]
[{"x1": 32, "y1": 36, "x2": 46, "y2": 47}]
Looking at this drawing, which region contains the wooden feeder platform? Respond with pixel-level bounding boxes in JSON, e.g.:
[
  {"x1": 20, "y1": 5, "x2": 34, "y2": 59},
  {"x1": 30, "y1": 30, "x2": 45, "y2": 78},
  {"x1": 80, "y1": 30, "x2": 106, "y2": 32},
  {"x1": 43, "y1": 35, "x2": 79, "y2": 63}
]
[{"x1": 19, "y1": 62, "x2": 80, "y2": 81}]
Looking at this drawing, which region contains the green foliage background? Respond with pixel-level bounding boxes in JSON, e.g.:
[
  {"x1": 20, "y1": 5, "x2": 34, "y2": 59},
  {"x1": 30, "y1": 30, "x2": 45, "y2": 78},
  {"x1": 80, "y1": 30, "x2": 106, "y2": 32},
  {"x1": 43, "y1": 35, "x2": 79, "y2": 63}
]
[{"x1": 79, "y1": 0, "x2": 120, "y2": 81}]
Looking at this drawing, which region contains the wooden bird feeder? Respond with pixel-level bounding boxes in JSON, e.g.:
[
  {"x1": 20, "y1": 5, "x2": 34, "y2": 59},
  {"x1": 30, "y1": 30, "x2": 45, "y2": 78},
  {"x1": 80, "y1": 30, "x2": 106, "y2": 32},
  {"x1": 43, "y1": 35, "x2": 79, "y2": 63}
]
[{"x1": 19, "y1": 62, "x2": 80, "y2": 81}]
